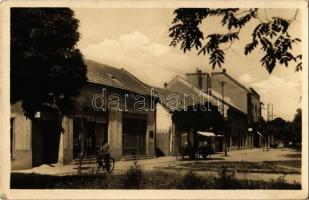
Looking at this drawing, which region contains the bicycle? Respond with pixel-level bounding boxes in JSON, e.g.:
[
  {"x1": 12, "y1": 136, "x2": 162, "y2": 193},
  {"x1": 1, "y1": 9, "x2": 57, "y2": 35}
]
[{"x1": 88, "y1": 153, "x2": 115, "y2": 174}]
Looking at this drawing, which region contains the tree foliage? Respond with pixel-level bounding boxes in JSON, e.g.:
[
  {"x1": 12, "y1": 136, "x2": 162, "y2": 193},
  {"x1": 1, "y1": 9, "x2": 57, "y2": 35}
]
[
  {"x1": 263, "y1": 109, "x2": 302, "y2": 147},
  {"x1": 265, "y1": 117, "x2": 290, "y2": 145},
  {"x1": 291, "y1": 108, "x2": 302, "y2": 146},
  {"x1": 11, "y1": 8, "x2": 87, "y2": 119},
  {"x1": 169, "y1": 8, "x2": 301, "y2": 73}
]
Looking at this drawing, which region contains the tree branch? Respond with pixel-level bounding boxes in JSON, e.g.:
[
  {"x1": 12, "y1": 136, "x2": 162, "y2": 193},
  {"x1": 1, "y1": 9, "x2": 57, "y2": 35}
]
[
  {"x1": 234, "y1": 9, "x2": 251, "y2": 16},
  {"x1": 264, "y1": 9, "x2": 271, "y2": 22},
  {"x1": 288, "y1": 9, "x2": 299, "y2": 23},
  {"x1": 222, "y1": 28, "x2": 241, "y2": 51},
  {"x1": 256, "y1": 13, "x2": 264, "y2": 23}
]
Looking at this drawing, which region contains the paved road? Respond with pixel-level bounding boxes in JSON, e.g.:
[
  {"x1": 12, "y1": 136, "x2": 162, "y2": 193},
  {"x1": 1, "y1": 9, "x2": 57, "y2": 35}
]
[{"x1": 12, "y1": 148, "x2": 302, "y2": 183}]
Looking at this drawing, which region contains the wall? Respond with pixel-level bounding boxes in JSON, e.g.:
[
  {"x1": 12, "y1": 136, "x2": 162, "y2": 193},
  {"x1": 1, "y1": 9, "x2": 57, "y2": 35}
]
[
  {"x1": 11, "y1": 103, "x2": 74, "y2": 169},
  {"x1": 211, "y1": 73, "x2": 248, "y2": 114},
  {"x1": 248, "y1": 90, "x2": 261, "y2": 148},
  {"x1": 155, "y1": 103, "x2": 173, "y2": 156},
  {"x1": 156, "y1": 130, "x2": 171, "y2": 156},
  {"x1": 227, "y1": 109, "x2": 251, "y2": 150},
  {"x1": 249, "y1": 93, "x2": 261, "y2": 123},
  {"x1": 11, "y1": 82, "x2": 157, "y2": 169},
  {"x1": 185, "y1": 72, "x2": 209, "y2": 90},
  {"x1": 77, "y1": 83, "x2": 156, "y2": 160},
  {"x1": 156, "y1": 103, "x2": 172, "y2": 130},
  {"x1": 11, "y1": 103, "x2": 32, "y2": 170},
  {"x1": 146, "y1": 111, "x2": 156, "y2": 157}
]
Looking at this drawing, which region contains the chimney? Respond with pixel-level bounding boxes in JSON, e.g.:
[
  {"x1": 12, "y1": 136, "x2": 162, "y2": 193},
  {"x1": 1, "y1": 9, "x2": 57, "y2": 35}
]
[
  {"x1": 196, "y1": 68, "x2": 202, "y2": 89},
  {"x1": 222, "y1": 68, "x2": 226, "y2": 73}
]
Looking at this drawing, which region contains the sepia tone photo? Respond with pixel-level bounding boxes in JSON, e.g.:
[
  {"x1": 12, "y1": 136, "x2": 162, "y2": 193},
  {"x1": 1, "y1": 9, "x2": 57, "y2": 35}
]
[{"x1": 0, "y1": 0, "x2": 308, "y2": 199}]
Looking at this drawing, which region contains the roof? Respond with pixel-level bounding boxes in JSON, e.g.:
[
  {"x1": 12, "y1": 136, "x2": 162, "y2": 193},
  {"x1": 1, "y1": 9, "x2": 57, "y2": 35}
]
[
  {"x1": 151, "y1": 86, "x2": 196, "y2": 112},
  {"x1": 249, "y1": 87, "x2": 260, "y2": 98},
  {"x1": 86, "y1": 60, "x2": 150, "y2": 95},
  {"x1": 166, "y1": 75, "x2": 245, "y2": 114},
  {"x1": 168, "y1": 75, "x2": 239, "y2": 107},
  {"x1": 167, "y1": 76, "x2": 218, "y2": 105}
]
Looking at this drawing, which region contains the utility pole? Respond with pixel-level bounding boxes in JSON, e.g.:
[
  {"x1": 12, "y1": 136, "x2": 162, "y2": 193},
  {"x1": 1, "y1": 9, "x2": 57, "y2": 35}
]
[
  {"x1": 219, "y1": 81, "x2": 228, "y2": 156},
  {"x1": 267, "y1": 103, "x2": 276, "y2": 121},
  {"x1": 261, "y1": 103, "x2": 266, "y2": 151},
  {"x1": 270, "y1": 104, "x2": 275, "y2": 120},
  {"x1": 265, "y1": 103, "x2": 276, "y2": 151},
  {"x1": 266, "y1": 104, "x2": 270, "y2": 151}
]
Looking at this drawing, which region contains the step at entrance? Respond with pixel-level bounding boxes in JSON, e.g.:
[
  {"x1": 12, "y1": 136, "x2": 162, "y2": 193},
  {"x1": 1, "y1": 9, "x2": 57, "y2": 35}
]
[
  {"x1": 120, "y1": 155, "x2": 154, "y2": 161},
  {"x1": 71, "y1": 157, "x2": 97, "y2": 165}
]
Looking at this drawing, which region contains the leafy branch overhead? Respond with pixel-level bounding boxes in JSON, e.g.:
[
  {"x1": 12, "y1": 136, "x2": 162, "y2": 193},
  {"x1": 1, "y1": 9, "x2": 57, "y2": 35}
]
[{"x1": 169, "y1": 8, "x2": 301, "y2": 73}]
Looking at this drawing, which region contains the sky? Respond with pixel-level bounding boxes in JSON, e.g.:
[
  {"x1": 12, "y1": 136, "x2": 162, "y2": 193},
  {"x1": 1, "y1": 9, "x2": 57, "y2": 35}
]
[{"x1": 73, "y1": 8, "x2": 302, "y2": 121}]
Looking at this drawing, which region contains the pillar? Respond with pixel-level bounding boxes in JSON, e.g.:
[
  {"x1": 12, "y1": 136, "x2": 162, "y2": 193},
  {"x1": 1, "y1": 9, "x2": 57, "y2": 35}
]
[
  {"x1": 58, "y1": 117, "x2": 73, "y2": 164},
  {"x1": 108, "y1": 111, "x2": 122, "y2": 160}
]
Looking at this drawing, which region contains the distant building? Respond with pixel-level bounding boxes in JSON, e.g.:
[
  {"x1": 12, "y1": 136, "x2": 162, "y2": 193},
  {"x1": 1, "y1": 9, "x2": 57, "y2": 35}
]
[
  {"x1": 184, "y1": 68, "x2": 256, "y2": 150},
  {"x1": 11, "y1": 60, "x2": 156, "y2": 170},
  {"x1": 155, "y1": 68, "x2": 263, "y2": 154},
  {"x1": 154, "y1": 75, "x2": 230, "y2": 156}
]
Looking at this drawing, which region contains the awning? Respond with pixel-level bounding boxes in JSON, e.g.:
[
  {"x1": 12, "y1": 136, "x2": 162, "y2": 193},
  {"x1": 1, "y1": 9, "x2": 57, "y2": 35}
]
[
  {"x1": 197, "y1": 131, "x2": 216, "y2": 137},
  {"x1": 256, "y1": 131, "x2": 263, "y2": 137}
]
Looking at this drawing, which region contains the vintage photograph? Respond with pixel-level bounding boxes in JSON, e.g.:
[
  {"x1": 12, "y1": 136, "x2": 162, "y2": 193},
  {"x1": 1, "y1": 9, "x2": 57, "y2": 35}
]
[{"x1": 0, "y1": 0, "x2": 308, "y2": 199}]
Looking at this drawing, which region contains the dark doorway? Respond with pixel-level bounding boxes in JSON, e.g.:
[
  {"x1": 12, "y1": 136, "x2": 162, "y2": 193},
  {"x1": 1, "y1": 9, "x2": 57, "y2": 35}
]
[
  {"x1": 32, "y1": 119, "x2": 61, "y2": 167},
  {"x1": 42, "y1": 120, "x2": 61, "y2": 163},
  {"x1": 122, "y1": 115, "x2": 147, "y2": 156}
]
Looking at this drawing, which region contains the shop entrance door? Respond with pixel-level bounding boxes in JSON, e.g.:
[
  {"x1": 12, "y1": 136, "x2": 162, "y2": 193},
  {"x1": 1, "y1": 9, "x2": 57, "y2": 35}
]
[{"x1": 122, "y1": 116, "x2": 147, "y2": 156}]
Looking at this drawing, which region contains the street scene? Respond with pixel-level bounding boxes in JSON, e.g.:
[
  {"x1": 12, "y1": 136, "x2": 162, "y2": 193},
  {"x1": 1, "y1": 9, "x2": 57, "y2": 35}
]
[
  {"x1": 8, "y1": 5, "x2": 304, "y2": 191},
  {"x1": 12, "y1": 148, "x2": 301, "y2": 187}
]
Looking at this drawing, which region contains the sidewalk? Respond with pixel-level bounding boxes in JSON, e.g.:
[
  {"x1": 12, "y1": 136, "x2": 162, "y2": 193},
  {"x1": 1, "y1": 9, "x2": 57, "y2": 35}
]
[{"x1": 11, "y1": 156, "x2": 178, "y2": 176}]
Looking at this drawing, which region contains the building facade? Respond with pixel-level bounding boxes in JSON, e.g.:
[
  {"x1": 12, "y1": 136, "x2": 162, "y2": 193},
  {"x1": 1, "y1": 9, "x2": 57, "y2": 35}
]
[
  {"x1": 154, "y1": 75, "x2": 228, "y2": 156},
  {"x1": 247, "y1": 87, "x2": 263, "y2": 147},
  {"x1": 11, "y1": 60, "x2": 156, "y2": 170},
  {"x1": 183, "y1": 69, "x2": 255, "y2": 150},
  {"x1": 155, "y1": 68, "x2": 262, "y2": 153}
]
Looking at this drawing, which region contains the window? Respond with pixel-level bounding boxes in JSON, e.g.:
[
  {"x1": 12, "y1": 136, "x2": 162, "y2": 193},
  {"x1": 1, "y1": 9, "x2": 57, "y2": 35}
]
[{"x1": 10, "y1": 118, "x2": 15, "y2": 159}]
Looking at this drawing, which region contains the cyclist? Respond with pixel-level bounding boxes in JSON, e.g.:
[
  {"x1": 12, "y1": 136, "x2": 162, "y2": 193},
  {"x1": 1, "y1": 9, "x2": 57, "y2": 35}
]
[{"x1": 97, "y1": 140, "x2": 111, "y2": 171}]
